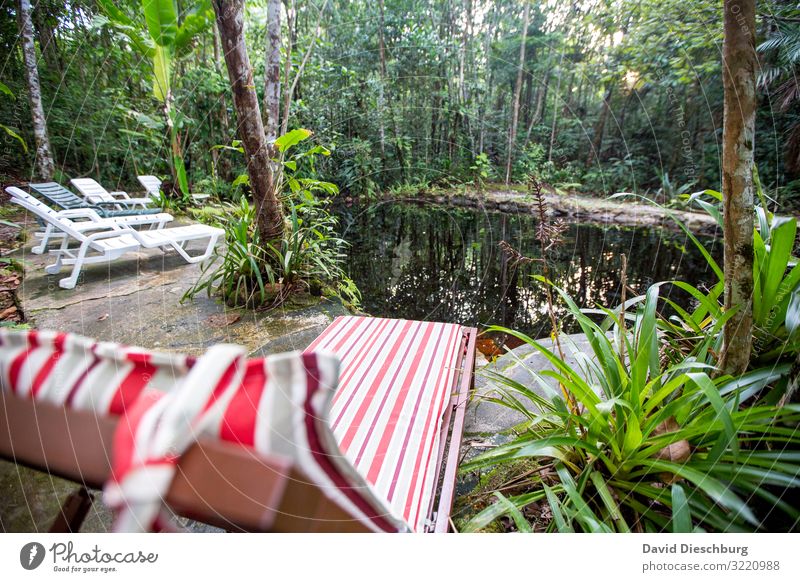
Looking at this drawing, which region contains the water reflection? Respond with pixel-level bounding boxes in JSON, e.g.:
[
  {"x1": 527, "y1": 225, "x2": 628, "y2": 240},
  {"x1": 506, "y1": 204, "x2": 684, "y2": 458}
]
[{"x1": 335, "y1": 202, "x2": 721, "y2": 339}]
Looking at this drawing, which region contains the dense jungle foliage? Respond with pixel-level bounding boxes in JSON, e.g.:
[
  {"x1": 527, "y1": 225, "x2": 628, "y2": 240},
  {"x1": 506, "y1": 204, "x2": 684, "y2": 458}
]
[{"x1": 2, "y1": 1, "x2": 800, "y2": 209}]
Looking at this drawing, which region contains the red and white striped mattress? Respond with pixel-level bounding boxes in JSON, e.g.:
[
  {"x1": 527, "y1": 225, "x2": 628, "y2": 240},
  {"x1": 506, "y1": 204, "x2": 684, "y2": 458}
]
[
  {"x1": 305, "y1": 316, "x2": 465, "y2": 532},
  {"x1": 0, "y1": 316, "x2": 466, "y2": 533}
]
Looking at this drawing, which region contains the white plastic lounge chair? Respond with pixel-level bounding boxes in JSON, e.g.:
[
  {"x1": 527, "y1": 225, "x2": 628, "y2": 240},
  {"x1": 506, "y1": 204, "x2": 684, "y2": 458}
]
[
  {"x1": 7, "y1": 186, "x2": 224, "y2": 289},
  {"x1": 138, "y1": 175, "x2": 211, "y2": 204},
  {"x1": 7, "y1": 187, "x2": 173, "y2": 255},
  {"x1": 70, "y1": 178, "x2": 154, "y2": 210}
]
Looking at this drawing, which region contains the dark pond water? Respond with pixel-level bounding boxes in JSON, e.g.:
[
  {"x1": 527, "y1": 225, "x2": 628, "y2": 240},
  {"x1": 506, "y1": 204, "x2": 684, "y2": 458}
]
[{"x1": 335, "y1": 201, "x2": 721, "y2": 340}]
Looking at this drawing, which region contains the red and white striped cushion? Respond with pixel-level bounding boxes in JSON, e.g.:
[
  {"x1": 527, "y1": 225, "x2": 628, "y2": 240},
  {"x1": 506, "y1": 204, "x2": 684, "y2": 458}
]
[
  {"x1": 304, "y1": 316, "x2": 464, "y2": 532},
  {"x1": 0, "y1": 319, "x2": 466, "y2": 533}
]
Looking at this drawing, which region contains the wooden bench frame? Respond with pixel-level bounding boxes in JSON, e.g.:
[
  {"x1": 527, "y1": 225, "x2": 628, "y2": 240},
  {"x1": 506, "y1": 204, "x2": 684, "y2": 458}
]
[{"x1": 0, "y1": 327, "x2": 476, "y2": 533}]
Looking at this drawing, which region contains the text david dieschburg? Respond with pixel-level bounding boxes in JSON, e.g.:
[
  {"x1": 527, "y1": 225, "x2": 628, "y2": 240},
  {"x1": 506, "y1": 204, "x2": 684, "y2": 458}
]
[{"x1": 643, "y1": 543, "x2": 748, "y2": 557}]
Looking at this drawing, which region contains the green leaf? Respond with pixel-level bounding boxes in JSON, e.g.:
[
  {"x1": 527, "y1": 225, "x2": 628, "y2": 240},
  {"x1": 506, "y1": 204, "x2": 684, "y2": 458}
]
[
  {"x1": 1, "y1": 125, "x2": 27, "y2": 153},
  {"x1": 543, "y1": 485, "x2": 572, "y2": 532},
  {"x1": 0, "y1": 81, "x2": 13, "y2": 98},
  {"x1": 639, "y1": 459, "x2": 758, "y2": 526},
  {"x1": 142, "y1": 0, "x2": 178, "y2": 47},
  {"x1": 174, "y1": 154, "x2": 189, "y2": 196},
  {"x1": 671, "y1": 484, "x2": 692, "y2": 533},
  {"x1": 760, "y1": 218, "x2": 797, "y2": 320},
  {"x1": 96, "y1": 0, "x2": 155, "y2": 57},
  {"x1": 492, "y1": 492, "x2": 533, "y2": 533},
  {"x1": 590, "y1": 471, "x2": 630, "y2": 532},
  {"x1": 232, "y1": 174, "x2": 250, "y2": 188},
  {"x1": 152, "y1": 44, "x2": 172, "y2": 102},
  {"x1": 688, "y1": 372, "x2": 737, "y2": 461},
  {"x1": 622, "y1": 413, "x2": 643, "y2": 455},
  {"x1": 175, "y1": 0, "x2": 213, "y2": 52},
  {"x1": 786, "y1": 288, "x2": 800, "y2": 337},
  {"x1": 274, "y1": 128, "x2": 313, "y2": 152}
]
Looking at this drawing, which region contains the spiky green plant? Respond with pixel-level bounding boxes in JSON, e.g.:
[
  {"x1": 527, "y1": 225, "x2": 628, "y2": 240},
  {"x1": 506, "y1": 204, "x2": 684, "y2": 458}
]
[{"x1": 461, "y1": 281, "x2": 800, "y2": 533}]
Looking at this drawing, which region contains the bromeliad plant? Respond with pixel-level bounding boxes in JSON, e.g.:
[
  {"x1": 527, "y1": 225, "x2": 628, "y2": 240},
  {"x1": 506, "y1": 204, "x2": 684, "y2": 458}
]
[
  {"x1": 666, "y1": 189, "x2": 800, "y2": 366},
  {"x1": 184, "y1": 130, "x2": 360, "y2": 309},
  {"x1": 184, "y1": 195, "x2": 359, "y2": 308},
  {"x1": 461, "y1": 281, "x2": 800, "y2": 533}
]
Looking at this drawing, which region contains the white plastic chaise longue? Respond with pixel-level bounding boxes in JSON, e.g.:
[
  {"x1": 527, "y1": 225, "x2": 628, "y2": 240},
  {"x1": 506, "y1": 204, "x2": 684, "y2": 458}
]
[
  {"x1": 138, "y1": 175, "x2": 211, "y2": 204},
  {"x1": 6, "y1": 186, "x2": 224, "y2": 290},
  {"x1": 8, "y1": 187, "x2": 174, "y2": 255},
  {"x1": 70, "y1": 178, "x2": 155, "y2": 210}
]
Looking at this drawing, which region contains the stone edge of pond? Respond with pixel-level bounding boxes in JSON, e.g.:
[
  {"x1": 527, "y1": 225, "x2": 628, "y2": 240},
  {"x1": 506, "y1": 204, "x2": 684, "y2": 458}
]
[{"x1": 375, "y1": 188, "x2": 721, "y2": 235}]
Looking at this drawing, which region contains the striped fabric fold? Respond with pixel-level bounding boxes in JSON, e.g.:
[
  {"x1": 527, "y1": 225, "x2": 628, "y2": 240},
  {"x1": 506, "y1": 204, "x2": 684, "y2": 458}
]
[{"x1": 0, "y1": 316, "x2": 464, "y2": 533}]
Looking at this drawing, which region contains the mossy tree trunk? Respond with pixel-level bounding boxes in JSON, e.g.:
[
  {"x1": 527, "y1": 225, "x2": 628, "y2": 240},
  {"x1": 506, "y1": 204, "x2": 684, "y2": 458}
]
[
  {"x1": 720, "y1": 0, "x2": 756, "y2": 375},
  {"x1": 213, "y1": 0, "x2": 284, "y2": 246},
  {"x1": 18, "y1": 0, "x2": 55, "y2": 180}
]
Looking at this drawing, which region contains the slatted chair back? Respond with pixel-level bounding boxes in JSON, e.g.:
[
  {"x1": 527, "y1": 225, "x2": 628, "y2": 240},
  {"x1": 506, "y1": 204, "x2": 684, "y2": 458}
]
[
  {"x1": 6, "y1": 187, "x2": 95, "y2": 245},
  {"x1": 138, "y1": 175, "x2": 162, "y2": 200},
  {"x1": 70, "y1": 178, "x2": 118, "y2": 204}
]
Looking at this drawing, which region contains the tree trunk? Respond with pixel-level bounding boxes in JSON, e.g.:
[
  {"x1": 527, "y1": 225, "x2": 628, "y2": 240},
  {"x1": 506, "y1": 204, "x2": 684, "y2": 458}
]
[
  {"x1": 586, "y1": 84, "x2": 614, "y2": 166},
  {"x1": 548, "y1": 48, "x2": 565, "y2": 163},
  {"x1": 280, "y1": 0, "x2": 326, "y2": 135},
  {"x1": 212, "y1": 0, "x2": 284, "y2": 246},
  {"x1": 720, "y1": 0, "x2": 756, "y2": 375},
  {"x1": 378, "y1": 0, "x2": 387, "y2": 164},
  {"x1": 32, "y1": 4, "x2": 61, "y2": 77},
  {"x1": 18, "y1": 0, "x2": 55, "y2": 180},
  {"x1": 505, "y1": 1, "x2": 530, "y2": 184},
  {"x1": 212, "y1": 21, "x2": 232, "y2": 181},
  {"x1": 263, "y1": 0, "x2": 281, "y2": 144},
  {"x1": 281, "y1": 0, "x2": 295, "y2": 135}
]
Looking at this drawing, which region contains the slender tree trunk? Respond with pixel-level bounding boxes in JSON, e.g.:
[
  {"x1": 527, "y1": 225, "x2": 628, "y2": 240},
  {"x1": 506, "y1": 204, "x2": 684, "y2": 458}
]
[
  {"x1": 378, "y1": 0, "x2": 387, "y2": 164},
  {"x1": 213, "y1": 0, "x2": 284, "y2": 245},
  {"x1": 32, "y1": 4, "x2": 61, "y2": 77},
  {"x1": 478, "y1": 2, "x2": 499, "y2": 153},
  {"x1": 586, "y1": 84, "x2": 614, "y2": 167},
  {"x1": 212, "y1": 21, "x2": 232, "y2": 181},
  {"x1": 720, "y1": 0, "x2": 756, "y2": 375},
  {"x1": 280, "y1": 0, "x2": 327, "y2": 135},
  {"x1": 525, "y1": 70, "x2": 549, "y2": 146},
  {"x1": 548, "y1": 48, "x2": 565, "y2": 163},
  {"x1": 505, "y1": 1, "x2": 529, "y2": 184},
  {"x1": 281, "y1": 0, "x2": 295, "y2": 134},
  {"x1": 263, "y1": 0, "x2": 281, "y2": 145},
  {"x1": 18, "y1": 0, "x2": 55, "y2": 180}
]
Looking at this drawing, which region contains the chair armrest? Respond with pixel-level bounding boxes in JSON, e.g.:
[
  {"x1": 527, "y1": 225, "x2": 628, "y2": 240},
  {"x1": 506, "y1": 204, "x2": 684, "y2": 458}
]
[
  {"x1": 98, "y1": 197, "x2": 154, "y2": 207},
  {"x1": 55, "y1": 208, "x2": 105, "y2": 223},
  {"x1": 91, "y1": 200, "x2": 142, "y2": 208},
  {"x1": 85, "y1": 227, "x2": 136, "y2": 242},
  {"x1": 109, "y1": 191, "x2": 131, "y2": 200}
]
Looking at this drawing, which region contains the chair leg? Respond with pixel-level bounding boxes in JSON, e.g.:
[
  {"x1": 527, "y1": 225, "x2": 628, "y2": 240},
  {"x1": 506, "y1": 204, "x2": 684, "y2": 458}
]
[
  {"x1": 44, "y1": 238, "x2": 70, "y2": 274},
  {"x1": 58, "y1": 242, "x2": 92, "y2": 289},
  {"x1": 32, "y1": 224, "x2": 53, "y2": 254},
  {"x1": 171, "y1": 234, "x2": 220, "y2": 264},
  {"x1": 48, "y1": 487, "x2": 94, "y2": 533}
]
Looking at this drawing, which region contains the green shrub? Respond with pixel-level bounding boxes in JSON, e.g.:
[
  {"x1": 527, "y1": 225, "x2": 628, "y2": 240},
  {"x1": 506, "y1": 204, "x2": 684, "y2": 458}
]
[
  {"x1": 184, "y1": 195, "x2": 359, "y2": 308},
  {"x1": 462, "y1": 281, "x2": 800, "y2": 533}
]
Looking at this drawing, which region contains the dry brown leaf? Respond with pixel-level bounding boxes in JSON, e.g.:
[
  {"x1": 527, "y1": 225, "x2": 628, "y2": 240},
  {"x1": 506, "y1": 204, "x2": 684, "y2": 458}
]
[
  {"x1": 0, "y1": 305, "x2": 17, "y2": 319},
  {"x1": 653, "y1": 417, "x2": 691, "y2": 484},
  {"x1": 208, "y1": 313, "x2": 241, "y2": 327}
]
